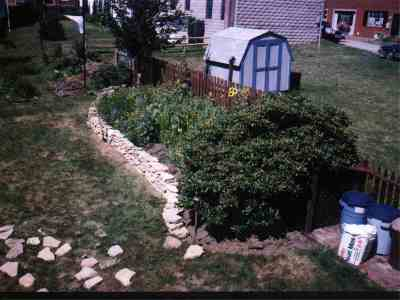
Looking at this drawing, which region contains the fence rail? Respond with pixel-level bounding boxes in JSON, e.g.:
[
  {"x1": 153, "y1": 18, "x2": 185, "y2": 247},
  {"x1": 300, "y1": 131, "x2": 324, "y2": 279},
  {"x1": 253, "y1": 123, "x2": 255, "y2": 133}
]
[
  {"x1": 160, "y1": 61, "x2": 264, "y2": 108},
  {"x1": 352, "y1": 161, "x2": 400, "y2": 208}
]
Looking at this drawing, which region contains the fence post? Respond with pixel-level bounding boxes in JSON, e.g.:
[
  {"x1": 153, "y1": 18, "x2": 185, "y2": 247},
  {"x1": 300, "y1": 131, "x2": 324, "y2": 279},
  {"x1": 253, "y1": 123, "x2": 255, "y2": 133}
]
[{"x1": 305, "y1": 172, "x2": 319, "y2": 233}]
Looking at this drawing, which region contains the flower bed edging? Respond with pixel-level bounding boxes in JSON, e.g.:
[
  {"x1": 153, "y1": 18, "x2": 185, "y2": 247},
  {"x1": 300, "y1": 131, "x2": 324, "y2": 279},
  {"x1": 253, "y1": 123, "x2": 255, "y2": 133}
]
[{"x1": 87, "y1": 87, "x2": 189, "y2": 243}]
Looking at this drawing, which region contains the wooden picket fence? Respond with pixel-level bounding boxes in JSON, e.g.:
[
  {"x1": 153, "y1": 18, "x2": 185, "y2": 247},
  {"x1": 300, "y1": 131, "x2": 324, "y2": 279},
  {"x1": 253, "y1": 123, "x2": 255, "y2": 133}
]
[
  {"x1": 352, "y1": 162, "x2": 400, "y2": 209},
  {"x1": 160, "y1": 61, "x2": 264, "y2": 108}
]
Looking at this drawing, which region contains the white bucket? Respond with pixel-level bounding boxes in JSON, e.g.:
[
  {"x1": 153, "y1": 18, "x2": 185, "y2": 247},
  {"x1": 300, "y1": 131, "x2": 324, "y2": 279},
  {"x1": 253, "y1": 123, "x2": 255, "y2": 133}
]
[{"x1": 338, "y1": 224, "x2": 377, "y2": 266}]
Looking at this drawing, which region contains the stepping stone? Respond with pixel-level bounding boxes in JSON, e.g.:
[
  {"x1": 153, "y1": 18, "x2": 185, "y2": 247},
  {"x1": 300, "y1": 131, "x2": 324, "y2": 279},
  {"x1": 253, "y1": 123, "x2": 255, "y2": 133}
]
[
  {"x1": 27, "y1": 237, "x2": 41, "y2": 246},
  {"x1": 0, "y1": 228, "x2": 13, "y2": 240},
  {"x1": 115, "y1": 268, "x2": 136, "y2": 287},
  {"x1": 37, "y1": 288, "x2": 49, "y2": 292},
  {"x1": 0, "y1": 262, "x2": 18, "y2": 277},
  {"x1": 183, "y1": 245, "x2": 204, "y2": 260},
  {"x1": 0, "y1": 225, "x2": 14, "y2": 232},
  {"x1": 83, "y1": 276, "x2": 103, "y2": 289},
  {"x1": 6, "y1": 242, "x2": 24, "y2": 259},
  {"x1": 162, "y1": 209, "x2": 182, "y2": 224},
  {"x1": 55, "y1": 243, "x2": 72, "y2": 257},
  {"x1": 170, "y1": 227, "x2": 189, "y2": 239},
  {"x1": 108, "y1": 245, "x2": 123, "y2": 257},
  {"x1": 74, "y1": 267, "x2": 98, "y2": 281},
  {"x1": 81, "y1": 257, "x2": 98, "y2": 268},
  {"x1": 163, "y1": 236, "x2": 182, "y2": 249},
  {"x1": 43, "y1": 236, "x2": 61, "y2": 248},
  {"x1": 99, "y1": 258, "x2": 119, "y2": 270},
  {"x1": 5, "y1": 238, "x2": 24, "y2": 248},
  {"x1": 19, "y1": 273, "x2": 35, "y2": 288},
  {"x1": 37, "y1": 247, "x2": 55, "y2": 261},
  {"x1": 166, "y1": 222, "x2": 184, "y2": 231}
]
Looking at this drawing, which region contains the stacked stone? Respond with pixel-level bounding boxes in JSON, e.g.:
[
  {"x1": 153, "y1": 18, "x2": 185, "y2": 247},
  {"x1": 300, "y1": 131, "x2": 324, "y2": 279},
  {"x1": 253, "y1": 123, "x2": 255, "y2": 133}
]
[{"x1": 87, "y1": 90, "x2": 189, "y2": 244}]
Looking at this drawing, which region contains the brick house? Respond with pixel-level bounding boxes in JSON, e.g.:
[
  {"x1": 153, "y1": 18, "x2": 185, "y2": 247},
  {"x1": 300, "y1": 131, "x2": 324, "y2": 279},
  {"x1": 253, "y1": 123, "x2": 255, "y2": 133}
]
[
  {"x1": 324, "y1": 0, "x2": 400, "y2": 39},
  {"x1": 178, "y1": 0, "x2": 324, "y2": 44}
]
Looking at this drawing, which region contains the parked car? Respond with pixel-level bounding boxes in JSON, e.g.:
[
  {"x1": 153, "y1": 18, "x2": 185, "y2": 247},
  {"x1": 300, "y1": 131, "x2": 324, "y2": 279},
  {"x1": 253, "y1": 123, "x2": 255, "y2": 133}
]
[
  {"x1": 378, "y1": 43, "x2": 400, "y2": 61},
  {"x1": 321, "y1": 21, "x2": 345, "y2": 43}
]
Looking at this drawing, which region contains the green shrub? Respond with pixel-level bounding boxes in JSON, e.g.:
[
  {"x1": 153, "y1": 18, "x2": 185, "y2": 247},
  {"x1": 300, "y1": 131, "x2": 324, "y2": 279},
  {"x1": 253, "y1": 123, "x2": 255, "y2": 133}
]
[
  {"x1": 98, "y1": 87, "x2": 359, "y2": 239},
  {"x1": 91, "y1": 64, "x2": 130, "y2": 90},
  {"x1": 14, "y1": 77, "x2": 41, "y2": 98},
  {"x1": 178, "y1": 94, "x2": 359, "y2": 238}
]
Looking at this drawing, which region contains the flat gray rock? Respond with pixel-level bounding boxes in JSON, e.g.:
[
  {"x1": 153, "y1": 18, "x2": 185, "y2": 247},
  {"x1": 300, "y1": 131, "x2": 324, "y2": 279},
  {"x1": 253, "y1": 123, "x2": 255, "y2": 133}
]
[
  {"x1": 107, "y1": 245, "x2": 123, "y2": 257},
  {"x1": 0, "y1": 228, "x2": 13, "y2": 240},
  {"x1": 74, "y1": 267, "x2": 98, "y2": 281},
  {"x1": 55, "y1": 243, "x2": 72, "y2": 257},
  {"x1": 0, "y1": 262, "x2": 18, "y2": 277},
  {"x1": 37, "y1": 247, "x2": 55, "y2": 261},
  {"x1": 115, "y1": 268, "x2": 136, "y2": 287},
  {"x1": 183, "y1": 245, "x2": 204, "y2": 260},
  {"x1": 163, "y1": 236, "x2": 182, "y2": 249},
  {"x1": 5, "y1": 238, "x2": 24, "y2": 248},
  {"x1": 81, "y1": 257, "x2": 98, "y2": 268},
  {"x1": 27, "y1": 237, "x2": 41, "y2": 245},
  {"x1": 83, "y1": 276, "x2": 103, "y2": 289},
  {"x1": 43, "y1": 236, "x2": 61, "y2": 248},
  {"x1": 6, "y1": 242, "x2": 24, "y2": 259},
  {"x1": 19, "y1": 273, "x2": 35, "y2": 288}
]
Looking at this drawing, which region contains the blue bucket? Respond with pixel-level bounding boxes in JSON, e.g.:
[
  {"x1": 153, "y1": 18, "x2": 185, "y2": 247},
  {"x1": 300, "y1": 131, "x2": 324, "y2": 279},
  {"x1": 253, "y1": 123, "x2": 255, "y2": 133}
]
[
  {"x1": 367, "y1": 204, "x2": 400, "y2": 256},
  {"x1": 339, "y1": 192, "x2": 375, "y2": 230}
]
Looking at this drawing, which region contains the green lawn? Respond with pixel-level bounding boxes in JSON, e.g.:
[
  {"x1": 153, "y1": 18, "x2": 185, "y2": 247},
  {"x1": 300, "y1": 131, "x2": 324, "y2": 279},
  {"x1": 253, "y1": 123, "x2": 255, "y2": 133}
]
[
  {"x1": 0, "y1": 25, "x2": 382, "y2": 292},
  {"x1": 292, "y1": 41, "x2": 400, "y2": 171}
]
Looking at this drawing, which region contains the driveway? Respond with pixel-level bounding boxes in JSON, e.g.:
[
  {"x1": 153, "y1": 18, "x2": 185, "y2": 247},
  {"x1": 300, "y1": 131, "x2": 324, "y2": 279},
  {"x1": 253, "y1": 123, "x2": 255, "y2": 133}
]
[{"x1": 340, "y1": 39, "x2": 380, "y2": 54}]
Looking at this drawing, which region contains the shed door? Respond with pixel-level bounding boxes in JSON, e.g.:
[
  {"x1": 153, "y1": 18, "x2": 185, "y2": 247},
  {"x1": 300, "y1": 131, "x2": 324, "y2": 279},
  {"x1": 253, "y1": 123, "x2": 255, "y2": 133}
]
[{"x1": 252, "y1": 41, "x2": 282, "y2": 93}]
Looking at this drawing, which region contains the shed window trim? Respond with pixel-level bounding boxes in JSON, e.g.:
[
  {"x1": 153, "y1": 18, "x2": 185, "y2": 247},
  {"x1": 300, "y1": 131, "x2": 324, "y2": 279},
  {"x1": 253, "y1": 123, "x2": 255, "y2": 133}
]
[
  {"x1": 185, "y1": 0, "x2": 190, "y2": 11},
  {"x1": 206, "y1": 0, "x2": 213, "y2": 19}
]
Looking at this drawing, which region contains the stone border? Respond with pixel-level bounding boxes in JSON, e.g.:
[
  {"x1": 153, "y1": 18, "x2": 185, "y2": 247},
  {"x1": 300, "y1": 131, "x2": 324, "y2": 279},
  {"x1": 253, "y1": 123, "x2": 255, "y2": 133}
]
[{"x1": 87, "y1": 87, "x2": 189, "y2": 242}]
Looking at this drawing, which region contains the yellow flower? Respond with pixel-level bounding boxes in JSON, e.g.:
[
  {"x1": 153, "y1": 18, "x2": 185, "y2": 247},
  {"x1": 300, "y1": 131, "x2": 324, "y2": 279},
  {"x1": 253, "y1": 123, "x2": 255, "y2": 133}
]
[{"x1": 228, "y1": 87, "x2": 238, "y2": 97}]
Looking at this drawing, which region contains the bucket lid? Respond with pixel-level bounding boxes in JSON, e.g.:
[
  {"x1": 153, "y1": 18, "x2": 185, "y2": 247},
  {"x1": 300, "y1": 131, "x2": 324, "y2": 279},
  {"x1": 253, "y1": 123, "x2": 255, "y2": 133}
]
[
  {"x1": 343, "y1": 224, "x2": 377, "y2": 236},
  {"x1": 366, "y1": 203, "x2": 400, "y2": 223},
  {"x1": 341, "y1": 191, "x2": 375, "y2": 207}
]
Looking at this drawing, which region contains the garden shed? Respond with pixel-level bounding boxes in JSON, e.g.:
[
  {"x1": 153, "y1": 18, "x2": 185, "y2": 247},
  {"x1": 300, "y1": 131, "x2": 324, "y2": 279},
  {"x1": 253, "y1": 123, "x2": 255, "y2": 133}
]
[{"x1": 204, "y1": 27, "x2": 293, "y2": 93}]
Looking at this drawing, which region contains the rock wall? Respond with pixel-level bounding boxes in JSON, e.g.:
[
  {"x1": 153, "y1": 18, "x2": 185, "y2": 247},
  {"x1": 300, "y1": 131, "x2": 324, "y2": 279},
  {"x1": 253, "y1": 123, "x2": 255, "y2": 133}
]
[{"x1": 87, "y1": 87, "x2": 189, "y2": 242}]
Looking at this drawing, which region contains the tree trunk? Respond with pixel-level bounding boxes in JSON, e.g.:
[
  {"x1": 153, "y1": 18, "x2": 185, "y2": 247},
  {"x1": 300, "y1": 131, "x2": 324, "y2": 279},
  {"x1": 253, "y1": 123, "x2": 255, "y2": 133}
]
[{"x1": 305, "y1": 173, "x2": 319, "y2": 233}]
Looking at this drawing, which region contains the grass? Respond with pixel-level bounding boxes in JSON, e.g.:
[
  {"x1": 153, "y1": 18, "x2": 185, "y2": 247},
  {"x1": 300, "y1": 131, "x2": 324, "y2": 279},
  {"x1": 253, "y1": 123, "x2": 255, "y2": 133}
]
[
  {"x1": 292, "y1": 41, "x2": 400, "y2": 171},
  {"x1": 0, "y1": 24, "x2": 383, "y2": 292}
]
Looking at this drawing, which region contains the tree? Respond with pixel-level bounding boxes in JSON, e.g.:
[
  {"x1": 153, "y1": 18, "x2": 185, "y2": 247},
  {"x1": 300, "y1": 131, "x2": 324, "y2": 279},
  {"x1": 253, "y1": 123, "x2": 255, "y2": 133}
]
[
  {"x1": 109, "y1": 0, "x2": 183, "y2": 84},
  {"x1": 92, "y1": 0, "x2": 98, "y2": 16}
]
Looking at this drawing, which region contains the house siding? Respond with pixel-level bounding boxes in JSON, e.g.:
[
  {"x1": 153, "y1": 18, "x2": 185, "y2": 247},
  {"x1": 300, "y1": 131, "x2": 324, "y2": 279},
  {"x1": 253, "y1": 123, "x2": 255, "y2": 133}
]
[
  {"x1": 325, "y1": 0, "x2": 400, "y2": 38},
  {"x1": 178, "y1": 0, "x2": 226, "y2": 36},
  {"x1": 234, "y1": 0, "x2": 324, "y2": 44}
]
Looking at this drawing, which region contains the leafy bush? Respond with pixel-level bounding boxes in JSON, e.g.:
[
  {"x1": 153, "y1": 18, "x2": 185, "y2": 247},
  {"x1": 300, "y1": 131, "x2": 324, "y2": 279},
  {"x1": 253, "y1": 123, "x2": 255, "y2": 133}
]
[
  {"x1": 178, "y1": 94, "x2": 359, "y2": 238},
  {"x1": 91, "y1": 64, "x2": 130, "y2": 90},
  {"x1": 14, "y1": 77, "x2": 41, "y2": 98},
  {"x1": 98, "y1": 84, "x2": 224, "y2": 160},
  {"x1": 98, "y1": 87, "x2": 359, "y2": 239}
]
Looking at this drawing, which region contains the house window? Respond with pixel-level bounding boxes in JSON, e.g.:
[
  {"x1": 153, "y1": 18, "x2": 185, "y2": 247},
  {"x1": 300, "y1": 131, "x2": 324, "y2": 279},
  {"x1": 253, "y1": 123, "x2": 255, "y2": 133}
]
[
  {"x1": 206, "y1": 0, "x2": 213, "y2": 19},
  {"x1": 221, "y1": 0, "x2": 225, "y2": 20},
  {"x1": 364, "y1": 11, "x2": 388, "y2": 28},
  {"x1": 185, "y1": 0, "x2": 190, "y2": 10}
]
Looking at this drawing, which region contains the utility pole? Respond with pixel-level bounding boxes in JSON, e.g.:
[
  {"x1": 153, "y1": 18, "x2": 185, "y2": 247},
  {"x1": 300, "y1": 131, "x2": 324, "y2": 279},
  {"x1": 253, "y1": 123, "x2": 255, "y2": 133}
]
[
  {"x1": 5, "y1": 0, "x2": 11, "y2": 33},
  {"x1": 82, "y1": 0, "x2": 87, "y2": 89},
  {"x1": 318, "y1": 1, "x2": 325, "y2": 51}
]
